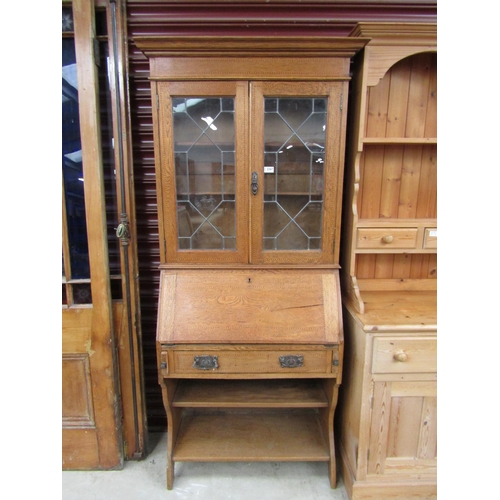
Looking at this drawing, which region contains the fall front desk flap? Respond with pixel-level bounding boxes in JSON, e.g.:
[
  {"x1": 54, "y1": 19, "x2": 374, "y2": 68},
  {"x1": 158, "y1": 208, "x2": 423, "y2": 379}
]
[{"x1": 156, "y1": 269, "x2": 342, "y2": 345}]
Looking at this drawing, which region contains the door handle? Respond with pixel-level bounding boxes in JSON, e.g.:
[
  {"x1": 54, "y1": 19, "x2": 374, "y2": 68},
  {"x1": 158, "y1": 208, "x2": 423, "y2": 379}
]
[{"x1": 251, "y1": 172, "x2": 258, "y2": 195}]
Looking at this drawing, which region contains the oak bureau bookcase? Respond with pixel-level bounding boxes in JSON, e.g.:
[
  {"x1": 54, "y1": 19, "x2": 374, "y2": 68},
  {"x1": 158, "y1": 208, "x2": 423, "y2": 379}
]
[
  {"x1": 134, "y1": 36, "x2": 368, "y2": 489},
  {"x1": 338, "y1": 23, "x2": 437, "y2": 500}
]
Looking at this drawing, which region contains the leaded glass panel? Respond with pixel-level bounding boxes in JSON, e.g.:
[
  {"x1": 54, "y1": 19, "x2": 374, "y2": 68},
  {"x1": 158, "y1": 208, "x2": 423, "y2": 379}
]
[
  {"x1": 172, "y1": 97, "x2": 236, "y2": 250},
  {"x1": 263, "y1": 97, "x2": 327, "y2": 251}
]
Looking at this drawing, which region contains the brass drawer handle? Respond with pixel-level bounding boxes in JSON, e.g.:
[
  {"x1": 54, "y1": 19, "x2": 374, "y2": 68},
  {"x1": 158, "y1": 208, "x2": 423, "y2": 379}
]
[
  {"x1": 393, "y1": 351, "x2": 408, "y2": 362},
  {"x1": 279, "y1": 355, "x2": 304, "y2": 368},
  {"x1": 193, "y1": 355, "x2": 219, "y2": 370}
]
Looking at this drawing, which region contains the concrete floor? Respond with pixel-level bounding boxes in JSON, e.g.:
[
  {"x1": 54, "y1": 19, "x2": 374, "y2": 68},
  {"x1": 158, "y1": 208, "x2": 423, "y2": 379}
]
[{"x1": 62, "y1": 432, "x2": 349, "y2": 500}]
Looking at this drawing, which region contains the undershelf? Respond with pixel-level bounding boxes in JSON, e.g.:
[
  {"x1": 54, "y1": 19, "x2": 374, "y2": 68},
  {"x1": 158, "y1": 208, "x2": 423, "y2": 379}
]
[
  {"x1": 173, "y1": 410, "x2": 330, "y2": 462},
  {"x1": 173, "y1": 379, "x2": 329, "y2": 408}
]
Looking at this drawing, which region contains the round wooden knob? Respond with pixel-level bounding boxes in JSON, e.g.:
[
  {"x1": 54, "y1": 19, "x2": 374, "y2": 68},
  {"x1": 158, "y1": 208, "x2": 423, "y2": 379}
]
[
  {"x1": 394, "y1": 351, "x2": 408, "y2": 362},
  {"x1": 382, "y1": 235, "x2": 394, "y2": 244}
]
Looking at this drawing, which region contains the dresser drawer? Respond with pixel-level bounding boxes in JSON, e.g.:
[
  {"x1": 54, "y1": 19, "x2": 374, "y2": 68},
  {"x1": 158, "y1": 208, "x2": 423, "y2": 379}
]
[
  {"x1": 162, "y1": 347, "x2": 337, "y2": 377},
  {"x1": 372, "y1": 337, "x2": 436, "y2": 374},
  {"x1": 356, "y1": 228, "x2": 418, "y2": 250}
]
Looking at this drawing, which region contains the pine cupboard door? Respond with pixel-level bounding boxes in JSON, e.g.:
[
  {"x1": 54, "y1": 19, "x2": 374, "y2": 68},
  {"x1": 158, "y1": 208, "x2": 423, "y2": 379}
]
[
  {"x1": 155, "y1": 81, "x2": 250, "y2": 264},
  {"x1": 367, "y1": 379, "x2": 437, "y2": 478},
  {"x1": 250, "y1": 81, "x2": 348, "y2": 265}
]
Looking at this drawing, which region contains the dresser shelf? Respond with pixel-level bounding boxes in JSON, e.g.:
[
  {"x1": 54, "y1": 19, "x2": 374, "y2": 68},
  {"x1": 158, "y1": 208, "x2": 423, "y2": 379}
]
[{"x1": 362, "y1": 137, "x2": 437, "y2": 145}]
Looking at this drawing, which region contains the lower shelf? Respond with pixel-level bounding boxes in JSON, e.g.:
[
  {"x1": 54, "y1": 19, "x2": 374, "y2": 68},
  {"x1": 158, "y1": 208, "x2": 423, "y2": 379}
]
[
  {"x1": 173, "y1": 379, "x2": 329, "y2": 407},
  {"x1": 173, "y1": 410, "x2": 330, "y2": 462}
]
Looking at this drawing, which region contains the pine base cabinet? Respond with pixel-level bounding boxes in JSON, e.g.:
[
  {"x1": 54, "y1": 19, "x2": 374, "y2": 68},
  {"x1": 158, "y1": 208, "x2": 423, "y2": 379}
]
[{"x1": 338, "y1": 296, "x2": 437, "y2": 500}]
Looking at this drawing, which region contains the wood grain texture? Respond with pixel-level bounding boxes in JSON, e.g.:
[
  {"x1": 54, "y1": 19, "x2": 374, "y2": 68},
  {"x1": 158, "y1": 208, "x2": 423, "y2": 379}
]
[
  {"x1": 150, "y1": 57, "x2": 351, "y2": 81},
  {"x1": 357, "y1": 227, "x2": 418, "y2": 249},
  {"x1": 173, "y1": 411, "x2": 330, "y2": 461},
  {"x1": 349, "y1": 51, "x2": 437, "y2": 291},
  {"x1": 172, "y1": 379, "x2": 329, "y2": 408},
  {"x1": 349, "y1": 23, "x2": 437, "y2": 89},
  {"x1": 63, "y1": 0, "x2": 122, "y2": 470},
  {"x1": 338, "y1": 24, "x2": 437, "y2": 498},
  {"x1": 135, "y1": 35, "x2": 369, "y2": 63},
  {"x1": 170, "y1": 348, "x2": 330, "y2": 375},
  {"x1": 338, "y1": 304, "x2": 437, "y2": 500},
  {"x1": 62, "y1": 355, "x2": 94, "y2": 427},
  {"x1": 157, "y1": 269, "x2": 342, "y2": 344},
  {"x1": 62, "y1": 429, "x2": 99, "y2": 469},
  {"x1": 353, "y1": 290, "x2": 436, "y2": 332},
  {"x1": 367, "y1": 381, "x2": 391, "y2": 474},
  {"x1": 359, "y1": 145, "x2": 436, "y2": 221},
  {"x1": 357, "y1": 254, "x2": 437, "y2": 278},
  {"x1": 372, "y1": 337, "x2": 437, "y2": 374}
]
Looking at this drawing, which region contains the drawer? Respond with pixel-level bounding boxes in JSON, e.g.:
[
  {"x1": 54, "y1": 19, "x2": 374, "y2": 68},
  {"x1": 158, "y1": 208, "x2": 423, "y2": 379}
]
[
  {"x1": 423, "y1": 228, "x2": 437, "y2": 249},
  {"x1": 372, "y1": 337, "x2": 436, "y2": 374},
  {"x1": 162, "y1": 348, "x2": 336, "y2": 376},
  {"x1": 356, "y1": 228, "x2": 418, "y2": 250}
]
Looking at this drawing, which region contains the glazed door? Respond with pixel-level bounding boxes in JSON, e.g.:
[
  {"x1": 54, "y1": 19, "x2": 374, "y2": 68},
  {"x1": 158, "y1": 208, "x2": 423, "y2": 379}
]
[
  {"x1": 250, "y1": 82, "x2": 347, "y2": 264},
  {"x1": 62, "y1": 0, "x2": 122, "y2": 469},
  {"x1": 155, "y1": 81, "x2": 250, "y2": 264},
  {"x1": 155, "y1": 80, "x2": 347, "y2": 265}
]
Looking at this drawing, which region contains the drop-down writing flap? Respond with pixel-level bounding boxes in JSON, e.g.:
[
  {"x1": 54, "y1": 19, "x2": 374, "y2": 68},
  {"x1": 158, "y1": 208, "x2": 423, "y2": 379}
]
[{"x1": 157, "y1": 269, "x2": 342, "y2": 345}]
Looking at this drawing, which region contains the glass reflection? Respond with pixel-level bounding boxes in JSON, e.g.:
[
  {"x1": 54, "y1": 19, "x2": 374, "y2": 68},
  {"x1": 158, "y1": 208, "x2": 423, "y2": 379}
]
[{"x1": 62, "y1": 37, "x2": 90, "y2": 279}]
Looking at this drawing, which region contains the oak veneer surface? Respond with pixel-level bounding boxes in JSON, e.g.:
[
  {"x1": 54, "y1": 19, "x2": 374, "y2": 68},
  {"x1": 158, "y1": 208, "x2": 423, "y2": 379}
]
[
  {"x1": 157, "y1": 269, "x2": 342, "y2": 344},
  {"x1": 173, "y1": 411, "x2": 330, "y2": 462},
  {"x1": 173, "y1": 379, "x2": 329, "y2": 407}
]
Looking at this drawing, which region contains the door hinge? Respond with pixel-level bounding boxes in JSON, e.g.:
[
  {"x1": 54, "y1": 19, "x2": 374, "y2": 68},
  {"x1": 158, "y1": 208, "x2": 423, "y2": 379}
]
[
  {"x1": 156, "y1": 94, "x2": 159, "y2": 110},
  {"x1": 340, "y1": 94, "x2": 343, "y2": 111}
]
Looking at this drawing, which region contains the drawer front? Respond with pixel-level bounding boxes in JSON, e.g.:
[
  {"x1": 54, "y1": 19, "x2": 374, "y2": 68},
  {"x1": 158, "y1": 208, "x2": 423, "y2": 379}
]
[
  {"x1": 372, "y1": 337, "x2": 436, "y2": 374},
  {"x1": 356, "y1": 228, "x2": 418, "y2": 250},
  {"x1": 423, "y1": 227, "x2": 437, "y2": 249},
  {"x1": 167, "y1": 349, "x2": 334, "y2": 376}
]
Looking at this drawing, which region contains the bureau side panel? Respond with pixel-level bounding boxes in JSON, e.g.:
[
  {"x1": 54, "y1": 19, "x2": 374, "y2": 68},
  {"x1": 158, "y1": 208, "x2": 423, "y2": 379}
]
[{"x1": 338, "y1": 306, "x2": 372, "y2": 482}]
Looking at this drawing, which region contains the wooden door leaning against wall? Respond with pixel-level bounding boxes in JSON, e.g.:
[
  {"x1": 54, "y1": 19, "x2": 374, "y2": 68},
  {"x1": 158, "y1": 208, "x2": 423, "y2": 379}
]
[{"x1": 62, "y1": 0, "x2": 146, "y2": 469}]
